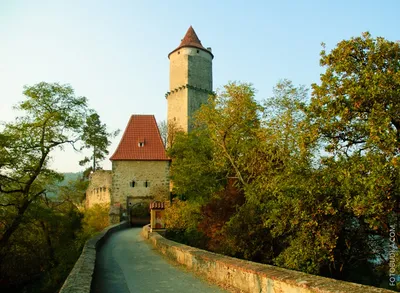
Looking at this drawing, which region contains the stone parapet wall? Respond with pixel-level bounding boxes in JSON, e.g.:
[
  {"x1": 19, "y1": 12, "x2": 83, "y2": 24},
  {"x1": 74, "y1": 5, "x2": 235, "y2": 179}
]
[
  {"x1": 59, "y1": 221, "x2": 128, "y2": 293},
  {"x1": 142, "y1": 225, "x2": 393, "y2": 293}
]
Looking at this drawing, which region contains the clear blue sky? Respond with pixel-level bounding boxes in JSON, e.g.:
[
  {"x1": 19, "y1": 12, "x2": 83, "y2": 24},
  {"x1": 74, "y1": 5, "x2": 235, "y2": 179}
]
[{"x1": 1, "y1": 0, "x2": 399, "y2": 172}]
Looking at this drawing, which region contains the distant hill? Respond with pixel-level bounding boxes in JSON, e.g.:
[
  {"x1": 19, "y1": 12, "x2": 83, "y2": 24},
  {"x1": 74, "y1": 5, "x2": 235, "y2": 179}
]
[
  {"x1": 47, "y1": 172, "x2": 83, "y2": 198},
  {"x1": 60, "y1": 172, "x2": 82, "y2": 185}
]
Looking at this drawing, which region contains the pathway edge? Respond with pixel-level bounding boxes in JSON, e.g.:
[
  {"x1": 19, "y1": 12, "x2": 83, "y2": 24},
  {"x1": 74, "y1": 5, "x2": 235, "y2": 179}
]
[{"x1": 142, "y1": 224, "x2": 393, "y2": 293}]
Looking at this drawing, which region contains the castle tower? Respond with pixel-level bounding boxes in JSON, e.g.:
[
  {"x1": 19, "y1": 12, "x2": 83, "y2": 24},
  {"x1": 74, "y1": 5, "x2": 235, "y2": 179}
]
[{"x1": 166, "y1": 26, "x2": 213, "y2": 133}]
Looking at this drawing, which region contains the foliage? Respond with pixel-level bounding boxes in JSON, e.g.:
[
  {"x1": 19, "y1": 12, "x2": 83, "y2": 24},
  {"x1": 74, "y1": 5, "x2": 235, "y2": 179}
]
[
  {"x1": 81, "y1": 203, "x2": 110, "y2": 237},
  {"x1": 197, "y1": 179, "x2": 245, "y2": 252},
  {"x1": 0, "y1": 82, "x2": 89, "y2": 251},
  {"x1": 168, "y1": 129, "x2": 224, "y2": 202},
  {"x1": 0, "y1": 82, "x2": 112, "y2": 292},
  {"x1": 159, "y1": 119, "x2": 182, "y2": 148},
  {"x1": 167, "y1": 36, "x2": 400, "y2": 289},
  {"x1": 263, "y1": 79, "x2": 311, "y2": 158},
  {"x1": 164, "y1": 199, "x2": 207, "y2": 248},
  {"x1": 164, "y1": 199, "x2": 201, "y2": 230},
  {"x1": 196, "y1": 82, "x2": 264, "y2": 187},
  {"x1": 310, "y1": 32, "x2": 400, "y2": 157},
  {"x1": 304, "y1": 32, "x2": 400, "y2": 283},
  {"x1": 308, "y1": 34, "x2": 400, "y2": 234},
  {"x1": 222, "y1": 202, "x2": 277, "y2": 264},
  {"x1": 0, "y1": 181, "x2": 85, "y2": 293},
  {"x1": 80, "y1": 113, "x2": 119, "y2": 170}
]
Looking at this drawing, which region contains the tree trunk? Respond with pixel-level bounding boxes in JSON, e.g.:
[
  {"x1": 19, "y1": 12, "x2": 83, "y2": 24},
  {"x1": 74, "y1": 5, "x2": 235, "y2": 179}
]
[
  {"x1": 40, "y1": 221, "x2": 57, "y2": 267},
  {"x1": 0, "y1": 198, "x2": 30, "y2": 250},
  {"x1": 93, "y1": 147, "x2": 96, "y2": 171}
]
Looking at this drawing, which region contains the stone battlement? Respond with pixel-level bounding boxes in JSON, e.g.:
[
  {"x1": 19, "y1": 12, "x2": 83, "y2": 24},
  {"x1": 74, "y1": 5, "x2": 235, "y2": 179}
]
[{"x1": 85, "y1": 170, "x2": 112, "y2": 209}]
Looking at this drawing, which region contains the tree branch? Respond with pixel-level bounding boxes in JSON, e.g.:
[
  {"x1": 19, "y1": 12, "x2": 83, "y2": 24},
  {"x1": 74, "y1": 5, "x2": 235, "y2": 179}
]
[
  {"x1": 0, "y1": 186, "x2": 23, "y2": 194},
  {"x1": 0, "y1": 203, "x2": 16, "y2": 207}
]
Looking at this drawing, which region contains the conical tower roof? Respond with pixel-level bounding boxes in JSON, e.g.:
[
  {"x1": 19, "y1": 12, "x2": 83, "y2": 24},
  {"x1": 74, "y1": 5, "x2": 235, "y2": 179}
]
[{"x1": 168, "y1": 26, "x2": 213, "y2": 58}]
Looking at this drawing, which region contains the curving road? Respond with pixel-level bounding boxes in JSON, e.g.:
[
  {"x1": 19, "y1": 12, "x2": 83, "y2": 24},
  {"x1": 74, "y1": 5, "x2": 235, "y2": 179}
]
[{"x1": 91, "y1": 227, "x2": 226, "y2": 293}]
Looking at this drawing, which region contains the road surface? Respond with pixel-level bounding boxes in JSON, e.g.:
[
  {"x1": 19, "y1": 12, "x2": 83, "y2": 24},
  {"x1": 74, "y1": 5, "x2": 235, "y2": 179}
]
[{"x1": 91, "y1": 227, "x2": 226, "y2": 293}]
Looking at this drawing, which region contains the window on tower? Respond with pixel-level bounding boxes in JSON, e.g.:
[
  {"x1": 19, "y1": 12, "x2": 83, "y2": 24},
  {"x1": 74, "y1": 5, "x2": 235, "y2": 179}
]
[{"x1": 130, "y1": 180, "x2": 136, "y2": 188}]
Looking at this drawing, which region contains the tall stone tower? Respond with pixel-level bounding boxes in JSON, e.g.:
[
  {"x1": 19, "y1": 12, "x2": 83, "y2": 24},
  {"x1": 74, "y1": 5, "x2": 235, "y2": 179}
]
[{"x1": 166, "y1": 26, "x2": 213, "y2": 133}]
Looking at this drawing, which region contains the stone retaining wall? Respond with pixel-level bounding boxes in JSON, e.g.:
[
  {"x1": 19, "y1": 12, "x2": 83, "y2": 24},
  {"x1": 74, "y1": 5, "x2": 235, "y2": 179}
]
[
  {"x1": 142, "y1": 225, "x2": 393, "y2": 293},
  {"x1": 59, "y1": 221, "x2": 129, "y2": 293}
]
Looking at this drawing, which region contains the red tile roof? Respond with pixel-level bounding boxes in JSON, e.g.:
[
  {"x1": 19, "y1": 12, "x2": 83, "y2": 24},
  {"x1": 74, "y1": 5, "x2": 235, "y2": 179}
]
[
  {"x1": 168, "y1": 26, "x2": 213, "y2": 58},
  {"x1": 110, "y1": 115, "x2": 169, "y2": 161}
]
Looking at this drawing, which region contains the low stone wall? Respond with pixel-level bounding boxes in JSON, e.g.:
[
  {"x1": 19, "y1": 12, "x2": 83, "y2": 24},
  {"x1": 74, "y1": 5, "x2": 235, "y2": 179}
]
[
  {"x1": 59, "y1": 221, "x2": 129, "y2": 293},
  {"x1": 142, "y1": 225, "x2": 393, "y2": 293}
]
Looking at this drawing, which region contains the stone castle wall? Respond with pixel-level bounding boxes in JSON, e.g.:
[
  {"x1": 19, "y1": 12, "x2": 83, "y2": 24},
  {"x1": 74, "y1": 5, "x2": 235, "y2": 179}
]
[
  {"x1": 111, "y1": 160, "x2": 170, "y2": 212},
  {"x1": 187, "y1": 52, "x2": 212, "y2": 90},
  {"x1": 85, "y1": 170, "x2": 112, "y2": 208},
  {"x1": 167, "y1": 88, "x2": 188, "y2": 132}
]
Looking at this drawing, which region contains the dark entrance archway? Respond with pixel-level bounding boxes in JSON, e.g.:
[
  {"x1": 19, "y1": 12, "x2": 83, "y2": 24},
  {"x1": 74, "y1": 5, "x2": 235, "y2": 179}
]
[{"x1": 129, "y1": 201, "x2": 150, "y2": 227}]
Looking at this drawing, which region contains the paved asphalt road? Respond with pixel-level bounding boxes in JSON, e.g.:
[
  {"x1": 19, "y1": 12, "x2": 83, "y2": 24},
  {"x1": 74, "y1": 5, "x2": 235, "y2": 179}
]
[{"x1": 91, "y1": 227, "x2": 227, "y2": 293}]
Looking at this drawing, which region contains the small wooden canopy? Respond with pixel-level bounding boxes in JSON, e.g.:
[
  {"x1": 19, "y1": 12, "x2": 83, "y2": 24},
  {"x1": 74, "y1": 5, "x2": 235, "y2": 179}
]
[{"x1": 150, "y1": 201, "x2": 165, "y2": 210}]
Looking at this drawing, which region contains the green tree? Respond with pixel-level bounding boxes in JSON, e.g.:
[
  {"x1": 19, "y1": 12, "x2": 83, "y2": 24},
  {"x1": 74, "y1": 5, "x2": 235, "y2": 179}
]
[
  {"x1": 263, "y1": 79, "x2": 310, "y2": 158},
  {"x1": 0, "y1": 177, "x2": 86, "y2": 293},
  {"x1": 168, "y1": 82, "x2": 289, "y2": 263},
  {"x1": 196, "y1": 82, "x2": 264, "y2": 187},
  {"x1": 158, "y1": 119, "x2": 181, "y2": 148},
  {"x1": 309, "y1": 32, "x2": 400, "y2": 235},
  {"x1": 168, "y1": 129, "x2": 224, "y2": 202},
  {"x1": 166, "y1": 43, "x2": 400, "y2": 287},
  {"x1": 305, "y1": 32, "x2": 400, "y2": 283},
  {"x1": 0, "y1": 82, "x2": 89, "y2": 251},
  {"x1": 0, "y1": 82, "x2": 117, "y2": 292},
  {"x1": 79, "y1": 113, "x2": 119, "y2": 171},
  {"x1": 310, "y1": 32, "x2": 400, "y2": 157}
]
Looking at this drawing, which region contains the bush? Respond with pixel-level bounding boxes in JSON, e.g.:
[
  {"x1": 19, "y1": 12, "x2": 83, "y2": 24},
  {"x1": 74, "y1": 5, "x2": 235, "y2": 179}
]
[
  {"x1": 81, "y1": 203, "x2": 110, "y2": 237},
  {"x1": 164, "y1": 199, "x2": 208, "y2": 248}
]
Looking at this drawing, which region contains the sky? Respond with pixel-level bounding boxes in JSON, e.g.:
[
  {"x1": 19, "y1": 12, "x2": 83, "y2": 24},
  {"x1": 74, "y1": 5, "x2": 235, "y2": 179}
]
[{"x1": 1, "y1": 0, "x2": 399, "y2": 172}]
